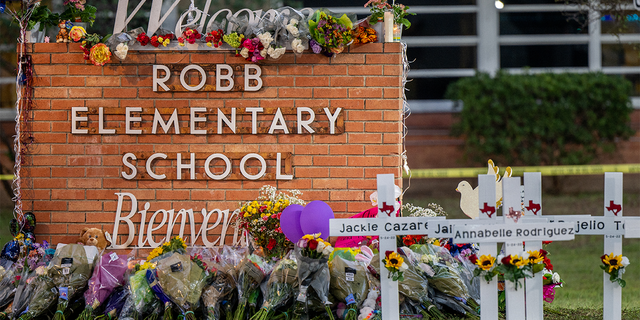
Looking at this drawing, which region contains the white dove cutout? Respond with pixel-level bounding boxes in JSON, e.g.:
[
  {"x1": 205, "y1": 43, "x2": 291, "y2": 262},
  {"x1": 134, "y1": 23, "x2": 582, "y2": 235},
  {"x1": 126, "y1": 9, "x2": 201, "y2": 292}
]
[{"x1": 457, "y1": 160, "x2": 512, "y2": 219}]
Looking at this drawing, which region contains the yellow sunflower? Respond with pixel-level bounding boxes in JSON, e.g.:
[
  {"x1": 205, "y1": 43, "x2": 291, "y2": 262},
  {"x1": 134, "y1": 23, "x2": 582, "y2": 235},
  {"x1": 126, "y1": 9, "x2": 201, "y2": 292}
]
[
  {"x1": 527, "y1": 250, "x2": 544, "y2": 264},
  {"x1": 511, "y1": 254, "x2": 528, "y2": 268},
  {"x1": 385, "y1": 252, "x2": 404, "y2": 270},
  {"x1": 602, "y1": 253, "x2": 624, "y2": 272},
  {"x1": 476, "y1": 254, "x2": 495, "y2": 271}
]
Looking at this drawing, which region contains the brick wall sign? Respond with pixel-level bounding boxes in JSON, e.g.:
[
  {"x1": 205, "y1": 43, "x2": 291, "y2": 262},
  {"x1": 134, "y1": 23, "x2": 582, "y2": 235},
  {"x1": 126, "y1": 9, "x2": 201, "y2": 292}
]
[{"x1": 25, "y1": 42, "x2": 403, "y2": 248}]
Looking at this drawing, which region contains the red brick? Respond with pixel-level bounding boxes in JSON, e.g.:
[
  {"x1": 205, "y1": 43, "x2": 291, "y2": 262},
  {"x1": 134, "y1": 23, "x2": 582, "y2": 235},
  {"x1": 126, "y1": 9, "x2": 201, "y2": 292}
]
[
  {"x1": 69, "y1": 65, "x2": 103, "y2": 75},
  {"x1": 330, "y1": 76, "x2": 364, "y2": 87},
  {"x1": 279, "y1": 88, "x2": 312, "y2": 98},
  {"x1": 330, "y1": 145, "x2": 364, "y2": 155},
  {"x1": 52, "y1": 189, "x2": 85, "y2": 199},
  {"x1": 384, "y1": 88, "x2": 401, "y2": 98},
  {"x1": 296, "y1": 76, "x2": 329, "y2": 87},
  {"x1": 86, "y1": 76, "x2": 121, "y2": 87},
  {"x1": 366, "y1": 76, "x2": 401, "y2": 87},
  {"x1": 314, "y1": 65, "x2": 347, "y2": 75},
  {"x1": 295, "y1": 54, "x2": 331, "y2": 64},
  {"x1": 121, "y1": 53, "x2": 156, "y2": 64},
  {"x1": 190, "y1": 54, "x2": 225, "y2": 64},
  {"x1": 384, "y1": 43, "x2": 402, "y2": 53},
  {"x1": 332, "y1": 54, "x2": 365, "y2": 64},
  {"x1": 50, "y1": 53, "x2": 87, "y2": 64},
  {"x1": 330, "y1": 190, "x2": 364, "y2": 201},
  {"x1": 31, "y1": 53, "x2": 51, "y2": 64},
  {"x1": 384, "y1": 65, "x2": 402, "y2": 76},
  {"x1": 365, "y1": 145, "x2": 401, "y2": 155},
  {"x1": 33, "y1": 43, "x2": 68, "y2": 53},
  {"x1": 104, "y1": 65, "x2": 138, "y2": 75},
  {"x1": 349, "y1": 110, "x2": 382, "y2": 121},
  {"x1": 104, "y1": 88, "x2": 138, "y2": 98},
  {"x1": 366, "y1": 99, "x2": 400, "y2": 110},
  {"x1": 263, "y1": 76, "x2": 295, "y2": 87},
  {"x1": 365, "y1": 121, "x2": 401, "y2": 133},
  {"x1": 314, "y1": 88, "x2": 347, "y2": 98},
  {"x1": 313, "y1": 134, "x2": 347, "y2": 144},
  {"x1": 69, "y1": 88, "x2": 102, "y2": 98},
  {"x1": 278, "y1": 65, "x2": 312, "y2": 75},
  {"x1": 313, "y1": 178, "x2": 347, "y2": 189},
  {"x1": 348, "y1": 43, "x2": 383, "y2": 53},
  {"x1": 349, "y1": 65, "x2": 383, "y2": 75},
  {"x1": 52, "y1": 76, "x2": 85, "y2": 87},
  {"x1": 242, "y1": 88, "x2": 278, "y2": 99},
  {"x1": 330, "y1": 167, "x2": 364, "y2": 178},
  {"x1": 294, "y1": 167, "x2": 329, "y2": 178},
  {"x1": 34, "y1": 88, "x2": 68, "y2": 99},
  {"x1": 366, "y1": 54, "x2": 401, "y2": 64},
  {"x1": 313, "y1": 156, "x2": 347, "y2": 166}
]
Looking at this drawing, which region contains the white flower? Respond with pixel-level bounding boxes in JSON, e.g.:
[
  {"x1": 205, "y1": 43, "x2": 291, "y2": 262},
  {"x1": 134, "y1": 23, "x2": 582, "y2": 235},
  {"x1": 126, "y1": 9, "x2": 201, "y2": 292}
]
[
  {"x1": 552, "y1": 272, "x2": 561, "y2": 283},
  {"x1": 291, "y1": 38, "x2": 305, "y2": 54},
  {"x1": 316, "y1": 241, "x2": 327, "y2": 253},
  {"x1": 322, "y1": 244, "x2": 334, "y2": 256},
  {"x1": 289, "y1": 18, "x2": 298, "y2": 25},
  {"x1": 621, "y1": 256, "x2": 630, "y2": 267},
  {"x1": 367, "y1": 289, "x2": 379, "y2": 300},
  {"x1": 115, "y1": 43, "x2": 128, "y2": 60},
  {"x1": 258, "y1": 32, "x2": 273, "y2": 48},
  {"x1": 286, "y1": 24, "x2": 300, "y2": 37},
  {"x1": 35, "y1": 266, "x2": 46, "y2": 276},
  {"x1": 240, "y1": 47, "x2": 249, "y2": 59},
  {"x1": 260, "y1": 48, "x2": 268, "y2": 58},
  {"x1": 268, "y1": 46, "x2": 286, "y2": 59}
]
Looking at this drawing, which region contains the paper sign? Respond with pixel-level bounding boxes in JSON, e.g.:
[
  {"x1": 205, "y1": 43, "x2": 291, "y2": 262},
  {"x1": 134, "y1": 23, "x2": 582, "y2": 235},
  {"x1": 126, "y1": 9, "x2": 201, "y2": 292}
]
[{"x1": 452, "y1": 222, "x2": 575, "y2": 243}]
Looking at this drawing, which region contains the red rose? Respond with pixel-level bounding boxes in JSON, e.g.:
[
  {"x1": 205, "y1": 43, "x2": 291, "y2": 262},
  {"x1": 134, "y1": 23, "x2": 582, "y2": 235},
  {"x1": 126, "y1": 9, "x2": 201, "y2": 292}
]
[
  {"x1": 469, "y1": 254, "x2": 478, "y2": 265},
  {"x1": 544, "y1": 257, "x2": 553, "y2": 271},
  {"x1": 501, "y1": 255, "x2": 512, "y2": 265},
  {"x1": 309, "y1": 239, "x2": 318, "y2": 250},
  {"x1": 266, "y1": 238, "x2": 276, "y2": 250},
  {"x1": 542, "y1": 241, "x2": 553, "y2": 245},
  {"x1": 540, "y1": 249, "x2": 548, "y2": 257},
  {"x1": 137, "y1": 33, "x2": 150, "y2": 46},
  {"x1": 150, "y1": 36, "x2": 160, "y2": 47}
]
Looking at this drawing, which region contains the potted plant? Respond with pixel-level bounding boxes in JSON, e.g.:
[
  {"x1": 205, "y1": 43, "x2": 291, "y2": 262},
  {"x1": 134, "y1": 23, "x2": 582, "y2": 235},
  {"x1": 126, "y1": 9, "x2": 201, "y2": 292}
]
[
  {"x1": 365, "y1": 0, "x2": 415, "y2": 41},
  {"x1": 60, "y1": 0, "x2": 97, "y2": 27},
  {"x1": 17, "y1": 4, "x2": 59, "y2": 42}
]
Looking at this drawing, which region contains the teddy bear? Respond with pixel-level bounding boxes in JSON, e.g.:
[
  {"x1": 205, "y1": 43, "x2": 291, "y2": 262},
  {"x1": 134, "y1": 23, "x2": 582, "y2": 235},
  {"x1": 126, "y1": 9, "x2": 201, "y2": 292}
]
[
  {"x1": 56, "y1": 20, "x2": 69, "y2": 43},
  {"x1": 78, "y1": 227, "x2": 110, "y2": 252}
]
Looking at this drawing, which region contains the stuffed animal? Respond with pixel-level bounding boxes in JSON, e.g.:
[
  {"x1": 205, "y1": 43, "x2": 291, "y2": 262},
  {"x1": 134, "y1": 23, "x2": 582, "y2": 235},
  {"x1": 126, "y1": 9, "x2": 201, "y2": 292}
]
[
  {"x1": 78, "y1": 227, "x2": 110, "y2": 252},
  {"x1": 56, "y1": 20, "x2": 69, "y2": 43}
]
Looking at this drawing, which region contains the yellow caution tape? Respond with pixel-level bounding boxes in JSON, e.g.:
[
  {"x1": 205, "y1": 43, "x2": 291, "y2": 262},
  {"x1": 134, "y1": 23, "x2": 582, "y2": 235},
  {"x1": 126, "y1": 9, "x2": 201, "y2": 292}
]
[
  {"x1": 404, "y1": 164, "x2": 640, "y2": 179},
  {"x1": 0, "y1": 175, "x2": 13, "y2": 180}
]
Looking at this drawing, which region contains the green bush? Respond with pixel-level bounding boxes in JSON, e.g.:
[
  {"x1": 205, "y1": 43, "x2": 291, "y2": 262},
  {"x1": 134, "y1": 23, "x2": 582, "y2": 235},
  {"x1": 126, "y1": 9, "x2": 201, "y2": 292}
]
[{"x1": 446, "y1": 72, "x2": 635, "y2": 167}]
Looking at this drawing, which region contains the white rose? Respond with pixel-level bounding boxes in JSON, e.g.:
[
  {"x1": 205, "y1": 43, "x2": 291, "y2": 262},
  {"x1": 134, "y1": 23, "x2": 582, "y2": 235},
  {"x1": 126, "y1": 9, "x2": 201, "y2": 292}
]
[
  {"x1": 115, "y1": 43, "x2": 128, "y2": 60},
  {"x1": 621, "y1": 256, "x2": 630, "y2": 267},
  {"x1": 552, "y1": 272, "x2": 561, "y2": 283},
  {"x1": 316, "y1": 241, "x2": 327, "y2": 253},
  {"x1": 240, "y1": 47, "x2": 249, "y2": 58},
  {"x1": 286, "y1": 24, "x2": 299, "y2": 37},
  {"x1": 289, "y1": 18, "x2": 298, "y2": 25},
  {"x1": 258, "y1": 32, "x2": 273, "y2": 48},
  {"x1": 260, "y1": 48, "x2": 267, "y2": 58},
  {"x1": 322, "y1": 244, "x2": 334, "y2": 256}
]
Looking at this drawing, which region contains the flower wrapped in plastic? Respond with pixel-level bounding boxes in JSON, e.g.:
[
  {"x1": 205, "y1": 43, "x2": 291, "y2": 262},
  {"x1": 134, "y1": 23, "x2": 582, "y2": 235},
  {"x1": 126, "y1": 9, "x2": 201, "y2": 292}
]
[
  {"x1": 394, "y1": 249, "x2": 444, "y2": 320},
  {"x1": 233, "y1": 254, "x2": 267, "y2": 320},
  {"x1": 406, "y1": 244, "x2": 478, "y2": 317},
  {"x1": 292, "y1": 234, "x2": 334, "y2": 320},
  {"x1": 308, "y1": 9, "x2": 354, "y2": 56},
  {"x1": 201, "y1": 246, "x2": 245, "y2": 320},
  {"x1": 119, "y1": 264, "x2": 163, "y2": 320},
  {"x1": 224, "y1": 14, "x2": 252, "y2": 55},
  {"x1": 145, "y1": 268, "x2": 176, "y2": 320},
  {"x1": 17, "y1": 266, "x2": 58, "y2": 320},
  {"x1": 277, "y1": 6, "x2": 311, "y2": 53},
  {"x1": 155, "y1": 252, "x2": 209, "y2": 320},
  {"x1": 77, "y1": 252, "x2": 129, "y2": 320},
  {"x1": 329, "y1": 248, "x2": 370, "y2": 320},
  {"x1": 94, "y1": 286, "x2": 128, "y2": 320},
  {"x1": 250, "y1": 255, "x2": 297, "y2": 320},
  {"x1": 49, "y1": 244, "x2": 94, "y2": 320}
]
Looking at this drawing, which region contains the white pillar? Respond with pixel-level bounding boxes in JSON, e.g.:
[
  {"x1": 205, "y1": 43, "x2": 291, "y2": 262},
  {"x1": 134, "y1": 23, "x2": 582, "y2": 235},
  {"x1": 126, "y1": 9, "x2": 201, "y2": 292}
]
[
  {"x1": 603, "y1": 172, "x2": 623, "y2": 320},
  {"x1": 588, "y1": 6, "x2": 602, "y2": 71},
  {"x1": 477, "y1": 0, "x2": 500, "y2": 75}
]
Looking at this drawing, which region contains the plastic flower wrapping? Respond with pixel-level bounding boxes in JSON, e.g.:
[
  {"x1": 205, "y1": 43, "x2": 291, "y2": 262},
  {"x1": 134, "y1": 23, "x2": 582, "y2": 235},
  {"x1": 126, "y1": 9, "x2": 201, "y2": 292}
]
[
  {"x1": 542, "y1": 268, "x2": 563, "y2": 303},
  {"x1": 77, "y1": 252, "x2": 129, "y2": 320},
  {"x1": 119, "y1": 264, "x2": 163, "y2": 320},
  {"x1": 201, "y1": 247, "x2": 245, "y2": 320},
  {"x1": 328, "y1": 248, "x2": 371, "y2": 320},
  {"x1": 237, "y1": 186, "x2": 305, "y2": 259},
  {"x1": 250, "y1": 254, "x2": 297, "y2": 320},
  {"x1": 292, "y1": 234, "x2": 334, "y2": 320},
  {"x1": 49, "y1": 244, "x2": 94, "y2": 320},
  {"x1": 233, "y1": 254, "x2": 270, "y2": 320},
  {"x1": 308, "y1": 9, "x2": 355, "y2": 56}
]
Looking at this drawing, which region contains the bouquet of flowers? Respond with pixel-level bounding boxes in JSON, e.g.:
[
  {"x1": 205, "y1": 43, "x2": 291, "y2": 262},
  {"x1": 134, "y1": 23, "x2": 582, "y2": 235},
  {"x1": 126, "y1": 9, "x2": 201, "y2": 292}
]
[
  {"x1": 233, "y1": 254, "x2": 268, "y2": 320},
  {"x1": 600, "y1": 252, "x2": 630, "y2": 288},
  {"x1": 119, "y1": 263, "x2": 163, "y2": 320},
  {"x1": 178, "y1": 27, "x2": 201, "y2": 46},
  {"x1": 155, "y1": 252, "x2": 209, "y2": 320},
  {"x1": 224, "y1": 13, "x2": 252, "y2": 55},
  {"x1": 495, "y1": 253, "x2": 530, "y2": 290},
  {"x1": 308, "y1": 9, "x2": 354, "y2": 56},
  {"x1": 47, "y1": 244, "x2": 94, "y2": 320},
  {"x1": 471, "y1": 254, "x2": 498, "y2": 283},
  {"x1": 407, "y1": 244, "x2": 478, "y2": 317},
  {"x1": 250, "y1": 255, "x2": 297, "y2": 320},
  {"x1": 237, "y1": 186, "x2": 305, "y2": 259},
  {"x1": 364, "y1": 0, "x2": 415, "y2": 30},
  {"x1": 278, "y1": 7, "x2": 310, "y2": 55},
  {"x1": 352, "y1": 26, "x2": 376, "y2": 44},
  {"x1": 206, "y1": 29, "x2": 224, "y2": 48},
  {"x1": 239, "y1": 37, "x2": 266, "y2": 62},
  {"x1": 94, "y1": 286, "x2": 129, "y2": 320},
  {"x1": 542, "y1": 268, "x2": 563, "y2": 303},
  {"x1": 201, "y1": 246, "x2": 245, "y2": 320},
  {"x1": 395, "y1": 250, "x2": 444, "y2": 320},
  {"x1": 61, "y1": 0, "x2": 97, "y2": 26},
  {"x1": 329, "y1": 248, "x2": 370, "y2": 320},
  {"x1": 17, "y1": 267, "x2": 58, "y2": 320},
  {"x1": 292, "y1": 234, "x2": 334, "y2": 320},
  {"x1": 145, "y1": 268, "x2": 175, "y2": 319},
  {"x1": 150, "y1": 33, "x2": 172, "y2": 47},
  {"x1": 77, "y1": 252, "x2": 129, "y2": 320}
]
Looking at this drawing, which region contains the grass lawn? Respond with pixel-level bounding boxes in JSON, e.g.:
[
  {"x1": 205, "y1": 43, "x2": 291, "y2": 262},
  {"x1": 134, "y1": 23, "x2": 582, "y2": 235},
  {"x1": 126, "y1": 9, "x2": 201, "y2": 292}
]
[{"x1": 405, "y1": 192, "x2": 640, "y2": 319}]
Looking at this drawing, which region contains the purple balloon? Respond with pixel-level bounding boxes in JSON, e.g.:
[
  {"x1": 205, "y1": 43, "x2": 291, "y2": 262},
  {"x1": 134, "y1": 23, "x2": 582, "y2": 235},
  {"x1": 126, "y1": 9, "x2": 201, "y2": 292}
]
[
  {"x1": 300, "y1": 201, "x2": 335, "y2": 240},
  {"x1": 280, "y1": 204, "x2": 304, "y2": 243}
]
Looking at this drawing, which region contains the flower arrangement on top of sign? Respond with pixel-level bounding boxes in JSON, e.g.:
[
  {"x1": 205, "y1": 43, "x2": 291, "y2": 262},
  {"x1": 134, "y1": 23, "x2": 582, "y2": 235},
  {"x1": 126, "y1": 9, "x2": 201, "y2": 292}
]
[{"x1": 237, "y1": 186, "x2": 305, "y2": 259}]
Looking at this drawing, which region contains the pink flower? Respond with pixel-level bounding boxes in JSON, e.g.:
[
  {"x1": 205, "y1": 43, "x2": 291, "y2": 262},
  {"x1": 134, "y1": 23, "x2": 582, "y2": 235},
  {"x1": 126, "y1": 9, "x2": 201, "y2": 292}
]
[{"x1": 262, "y1": 215, "x2": 269, "y2": 221}]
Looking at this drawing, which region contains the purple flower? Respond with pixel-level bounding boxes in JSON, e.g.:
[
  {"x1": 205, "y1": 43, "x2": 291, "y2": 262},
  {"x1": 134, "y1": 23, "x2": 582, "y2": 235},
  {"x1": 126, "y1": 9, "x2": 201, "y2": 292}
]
[{"x1": 310, "y1": 39, "x2": 322, "y2": 54}]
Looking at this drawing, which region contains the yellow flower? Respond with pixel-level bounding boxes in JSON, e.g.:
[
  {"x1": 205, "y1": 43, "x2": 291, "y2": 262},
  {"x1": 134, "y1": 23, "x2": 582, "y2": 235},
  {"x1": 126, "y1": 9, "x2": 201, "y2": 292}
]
[
  {"x1": 477, "y1": 255, "x2": 495, "y2": 271},
  {"x1": 179, "y1": 42, "x2": 185, "y2": 47},
  {"x1": 602, "y1": 253, "x2": 624, "y2": 272},
  {"x1": 69, "y1": 26, "x2": 86, "y2": 42},
  {"x1": 207, "y1": 42, "x2": 213, "y2": 47},
  {"x1": 510, "y1": 255, "x2": 528, "y2": 268},
  {"x1": 385, "y1": 252, "x2": 404, "y2": 270},
  {"x1": 89, "y1": 43, "x2": 111, "y2": 66},
  {"x1": 527, "y1": 250, "x2": 544, "y2": 264},
  {"x1": 147, "y1": 246, "x2": 163, "y2": 261},
  {"x1": 162, "y1": 39, "x2": 170, "y2": 46},
  {"x1": 432, "y1": 239, "x2": 440, "y2": 246}
]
